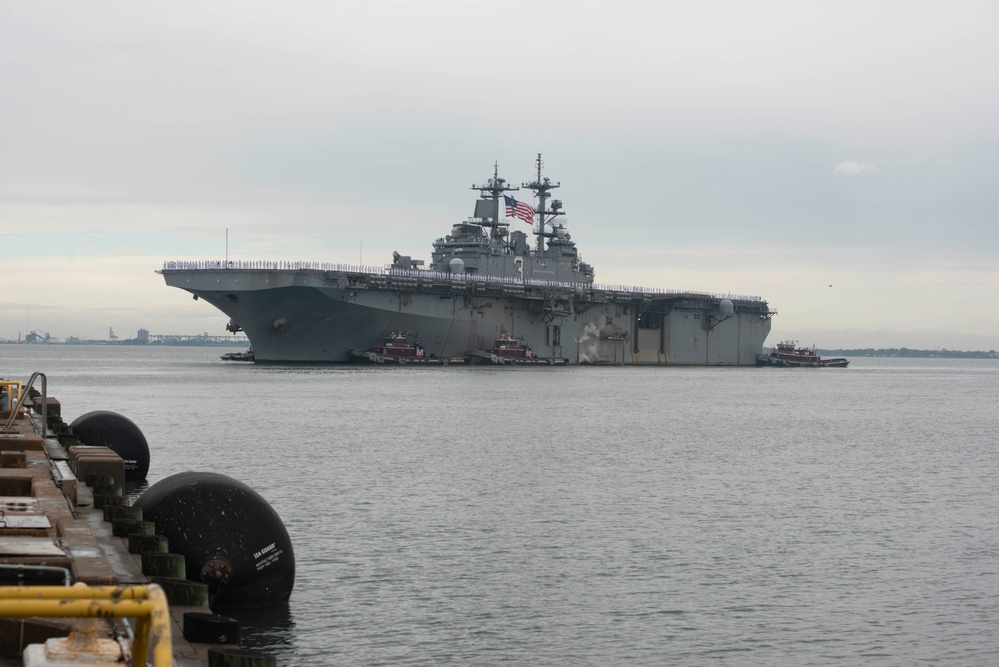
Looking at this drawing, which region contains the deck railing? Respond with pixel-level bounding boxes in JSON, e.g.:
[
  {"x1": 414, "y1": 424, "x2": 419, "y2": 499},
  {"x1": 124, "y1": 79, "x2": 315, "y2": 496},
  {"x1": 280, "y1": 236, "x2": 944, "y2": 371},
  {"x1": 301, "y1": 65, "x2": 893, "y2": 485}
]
[{"x1": 161, "y1": 260, "x2": 763, "y2": 302}]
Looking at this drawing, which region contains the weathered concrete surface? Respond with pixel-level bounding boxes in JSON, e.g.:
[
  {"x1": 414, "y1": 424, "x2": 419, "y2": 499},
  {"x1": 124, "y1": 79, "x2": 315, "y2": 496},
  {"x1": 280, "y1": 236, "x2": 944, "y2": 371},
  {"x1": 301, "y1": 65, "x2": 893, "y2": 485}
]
[{"x1": 0, "y1": 396, "x2": 220, "y2": 666}]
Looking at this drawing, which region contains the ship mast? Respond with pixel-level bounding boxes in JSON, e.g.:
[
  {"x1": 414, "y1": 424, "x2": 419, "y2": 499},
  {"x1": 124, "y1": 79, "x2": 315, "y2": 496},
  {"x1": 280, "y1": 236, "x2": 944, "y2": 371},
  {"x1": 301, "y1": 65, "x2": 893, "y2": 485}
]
[
  {"x1": 471, "y1": 161, "x2": 519, "y2": 238},
  {"x1": 522, "y1": 153, "x2": 563, "y2": 253}
]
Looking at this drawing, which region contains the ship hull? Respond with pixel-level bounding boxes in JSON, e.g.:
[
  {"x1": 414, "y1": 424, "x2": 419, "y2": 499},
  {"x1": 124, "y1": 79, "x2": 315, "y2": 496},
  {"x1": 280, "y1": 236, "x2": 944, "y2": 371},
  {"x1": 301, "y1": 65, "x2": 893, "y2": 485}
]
[{"x1": 162, "y1": 267, "x2": 772, "y2": 365}]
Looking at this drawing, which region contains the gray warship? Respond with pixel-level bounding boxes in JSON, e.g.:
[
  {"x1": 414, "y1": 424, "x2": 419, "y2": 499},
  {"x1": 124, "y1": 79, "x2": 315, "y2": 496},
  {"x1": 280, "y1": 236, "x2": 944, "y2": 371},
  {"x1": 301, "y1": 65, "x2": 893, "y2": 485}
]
[{"x1": 159, "y1": 156, "x2": 774, "y2": 364}]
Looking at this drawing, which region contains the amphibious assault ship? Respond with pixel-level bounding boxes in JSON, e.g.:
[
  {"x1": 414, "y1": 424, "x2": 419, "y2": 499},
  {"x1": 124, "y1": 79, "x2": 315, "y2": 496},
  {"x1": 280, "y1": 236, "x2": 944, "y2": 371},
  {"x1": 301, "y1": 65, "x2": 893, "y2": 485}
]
[{"x1": 159, "y1": 156, "x2": 774, "y2": 364}]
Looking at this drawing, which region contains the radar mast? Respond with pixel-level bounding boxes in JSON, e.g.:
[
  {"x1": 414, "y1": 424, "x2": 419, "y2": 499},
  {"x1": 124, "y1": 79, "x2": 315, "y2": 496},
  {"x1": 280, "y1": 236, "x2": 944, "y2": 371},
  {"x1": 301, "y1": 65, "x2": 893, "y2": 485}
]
[
  {"x1": 471, "y1": 162, "x2": 519, "y2": 238},
  {"x1": 522, "y1": 153, "x2": 564, "y2": 253}
]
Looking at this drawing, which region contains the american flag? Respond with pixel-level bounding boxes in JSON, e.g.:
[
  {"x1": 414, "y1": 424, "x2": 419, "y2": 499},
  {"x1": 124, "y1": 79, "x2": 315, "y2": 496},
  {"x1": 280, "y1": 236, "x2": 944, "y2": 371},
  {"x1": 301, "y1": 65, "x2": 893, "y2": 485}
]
[{"x1": 504, "y1": 196, "x2": 535, "y2": 224}]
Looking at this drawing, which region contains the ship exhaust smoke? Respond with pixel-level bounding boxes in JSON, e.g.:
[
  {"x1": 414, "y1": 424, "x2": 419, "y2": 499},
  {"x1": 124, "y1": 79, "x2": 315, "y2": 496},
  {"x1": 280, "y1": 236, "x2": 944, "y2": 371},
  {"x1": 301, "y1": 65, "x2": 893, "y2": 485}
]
[{"x1": 575, "y1": 322, "x2": 601, "y2": 364}]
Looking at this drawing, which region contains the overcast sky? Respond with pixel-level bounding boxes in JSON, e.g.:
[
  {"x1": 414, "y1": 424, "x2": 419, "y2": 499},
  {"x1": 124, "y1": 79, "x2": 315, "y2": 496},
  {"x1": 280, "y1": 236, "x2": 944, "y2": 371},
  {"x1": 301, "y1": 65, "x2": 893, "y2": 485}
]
[{"x1": 2, "y1": 1, "x2": 997, "y2": 350}]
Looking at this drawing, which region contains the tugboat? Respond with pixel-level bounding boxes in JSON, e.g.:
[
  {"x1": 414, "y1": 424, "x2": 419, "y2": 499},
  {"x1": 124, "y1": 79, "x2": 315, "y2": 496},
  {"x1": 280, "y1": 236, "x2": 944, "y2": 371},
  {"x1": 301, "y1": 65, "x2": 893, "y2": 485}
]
[
  {"x1": 373, "y1": 332, "x2": 425, "y2": 358},
  {"x1": 221, "y1": 346, "x2": 254, "y2": 362},
  {"x1": 757, "y1": 341, "x2": 849, "y2": 368},
  {"x1": 470, "y1": 332, "x2": 568, "y2": 365},
  {"x1": 351, "y1": 333, "x2": 465, "y2": 365}
]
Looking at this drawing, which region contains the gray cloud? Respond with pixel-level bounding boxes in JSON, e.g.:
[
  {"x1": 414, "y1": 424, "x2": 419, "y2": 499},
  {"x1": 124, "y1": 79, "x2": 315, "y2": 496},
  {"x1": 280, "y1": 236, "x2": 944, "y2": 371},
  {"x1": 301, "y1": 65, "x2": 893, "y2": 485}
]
[
  {"x1": 1, "y1": 1, "x2": 997, "y2": 348},
  {"x1": 833, "y1": 161, "x2": 878, "y2": 176}
]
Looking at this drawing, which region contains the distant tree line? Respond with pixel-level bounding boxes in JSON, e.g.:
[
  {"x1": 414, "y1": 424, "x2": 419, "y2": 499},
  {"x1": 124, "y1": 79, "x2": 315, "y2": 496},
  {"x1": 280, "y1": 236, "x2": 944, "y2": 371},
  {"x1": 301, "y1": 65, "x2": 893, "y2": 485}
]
[{"x1": 814, "y1": 348, "x2": 998, "y2": 359}]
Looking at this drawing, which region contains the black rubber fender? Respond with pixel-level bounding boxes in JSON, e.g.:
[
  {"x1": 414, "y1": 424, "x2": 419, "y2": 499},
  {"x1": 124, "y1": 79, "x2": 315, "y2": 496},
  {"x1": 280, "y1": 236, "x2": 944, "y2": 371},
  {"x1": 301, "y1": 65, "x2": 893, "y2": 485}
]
[
  {"x1": 69, "y1": 411, "x2": 150, "y2": 481},
  {"x1": 207, "y1": 646, "x2": 276, "y2": 667},
  {"x1": 183, "y1": 611, "x2": 242, "y2": 645},
  {"x1": 134, "y1": 472, "x2": 295, "y2": 610}
]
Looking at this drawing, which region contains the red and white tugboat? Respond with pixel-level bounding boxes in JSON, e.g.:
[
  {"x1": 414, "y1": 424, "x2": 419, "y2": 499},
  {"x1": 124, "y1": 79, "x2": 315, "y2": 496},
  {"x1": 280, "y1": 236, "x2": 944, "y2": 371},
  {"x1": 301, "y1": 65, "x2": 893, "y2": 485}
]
[
  {"x1": 758, "y1": 341, "x2": 848, "y2": 368},
  {"x1": 351, "y1": 333, "x2": 465, "y2": 365},
  {"x1": 471, "y1": 332, "x2": 567, "y2": 365},
  {"x1": 373, "y1": 332, "x2": 424, "y2": 358}
]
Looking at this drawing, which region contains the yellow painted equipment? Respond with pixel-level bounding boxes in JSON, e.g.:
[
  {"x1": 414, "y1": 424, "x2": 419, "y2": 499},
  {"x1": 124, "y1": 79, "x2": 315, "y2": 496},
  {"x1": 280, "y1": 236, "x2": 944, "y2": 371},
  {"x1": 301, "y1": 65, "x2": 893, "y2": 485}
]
[
  {"x1": 0, "y1": 584, "x2": 172, "y2": 666},
  {"x1": 0, "y1": 380, "x2": 22, "y2": 413}
]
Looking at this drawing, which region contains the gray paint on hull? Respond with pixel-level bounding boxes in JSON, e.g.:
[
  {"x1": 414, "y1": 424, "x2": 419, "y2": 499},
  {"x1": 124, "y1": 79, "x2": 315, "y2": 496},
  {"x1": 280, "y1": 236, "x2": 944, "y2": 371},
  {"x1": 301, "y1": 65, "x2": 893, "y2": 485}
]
[{"x1": 164, "y1": 269, "x2": 771, "y2": 365}]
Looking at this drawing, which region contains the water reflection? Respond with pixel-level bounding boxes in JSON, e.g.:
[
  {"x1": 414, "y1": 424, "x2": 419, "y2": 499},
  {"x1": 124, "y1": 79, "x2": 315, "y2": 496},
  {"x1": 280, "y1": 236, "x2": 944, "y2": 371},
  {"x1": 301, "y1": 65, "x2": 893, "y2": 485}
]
[{"x1": 226, "y1": 604, "x2": 298, "y2": 656}]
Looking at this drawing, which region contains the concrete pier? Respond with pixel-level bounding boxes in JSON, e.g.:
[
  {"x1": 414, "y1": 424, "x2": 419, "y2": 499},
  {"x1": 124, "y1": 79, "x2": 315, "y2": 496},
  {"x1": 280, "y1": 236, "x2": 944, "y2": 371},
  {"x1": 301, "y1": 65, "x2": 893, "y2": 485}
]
[{"x1": 0, "y1": 382, "x2": 267, "y2": 666}]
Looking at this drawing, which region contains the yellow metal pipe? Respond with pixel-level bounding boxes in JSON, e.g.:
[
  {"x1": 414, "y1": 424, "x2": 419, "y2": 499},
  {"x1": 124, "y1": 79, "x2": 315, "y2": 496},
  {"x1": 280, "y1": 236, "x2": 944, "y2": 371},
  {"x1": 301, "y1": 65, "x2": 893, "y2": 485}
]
[
  {"x1": 133, "y1": 615, "x2": 151, "y2": 667},
  {"x1": 0, "y1": 598, "x2": 154, "y2": 618},
  {"x1": 0, "y1": 585, "x2": 173, "y2": 667},
  {"x1": 0, "y1": 585, "x2": 151, "y2": 600},
  {"x1": 146, "y1": 584, "x2": 173, "y2": 667}
]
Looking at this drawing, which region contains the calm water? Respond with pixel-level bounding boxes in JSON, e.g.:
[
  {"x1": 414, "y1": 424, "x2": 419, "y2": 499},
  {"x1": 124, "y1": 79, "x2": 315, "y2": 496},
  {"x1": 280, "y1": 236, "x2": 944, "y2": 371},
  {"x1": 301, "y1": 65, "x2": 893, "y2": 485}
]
[{"x1": 2, "y1": 344, "x2": 998, "y2": 666}]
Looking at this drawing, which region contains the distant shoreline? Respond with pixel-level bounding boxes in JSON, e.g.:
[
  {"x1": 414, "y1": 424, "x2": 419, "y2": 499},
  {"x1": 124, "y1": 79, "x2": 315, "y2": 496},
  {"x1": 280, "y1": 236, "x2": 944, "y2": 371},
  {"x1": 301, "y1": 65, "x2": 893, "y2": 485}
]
[
  {"x1": 0, "y1": 340, "x2": 249, "y2": 347},
  {"x1": 811, "y1": 348, "x2": 997, "y2": 359}
]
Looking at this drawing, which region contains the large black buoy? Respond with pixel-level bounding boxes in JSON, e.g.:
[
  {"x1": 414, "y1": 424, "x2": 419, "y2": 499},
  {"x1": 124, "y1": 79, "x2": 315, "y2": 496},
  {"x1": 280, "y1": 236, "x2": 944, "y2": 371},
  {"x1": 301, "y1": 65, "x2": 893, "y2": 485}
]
[
  {"x1": 134, "y1": 472, "x2": 295, "y2": 610},
  {"x1": 70, "y1": 411, "x2": 150, "y2": 481}
]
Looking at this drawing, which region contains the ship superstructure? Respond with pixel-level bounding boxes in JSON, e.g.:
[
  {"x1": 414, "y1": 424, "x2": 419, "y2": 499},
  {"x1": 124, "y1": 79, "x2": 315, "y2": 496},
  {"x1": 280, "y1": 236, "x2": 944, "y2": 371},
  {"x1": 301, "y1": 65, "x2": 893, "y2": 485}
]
[{"x1": 159, "y1": 156, "x2": 774, "y2": 364}]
